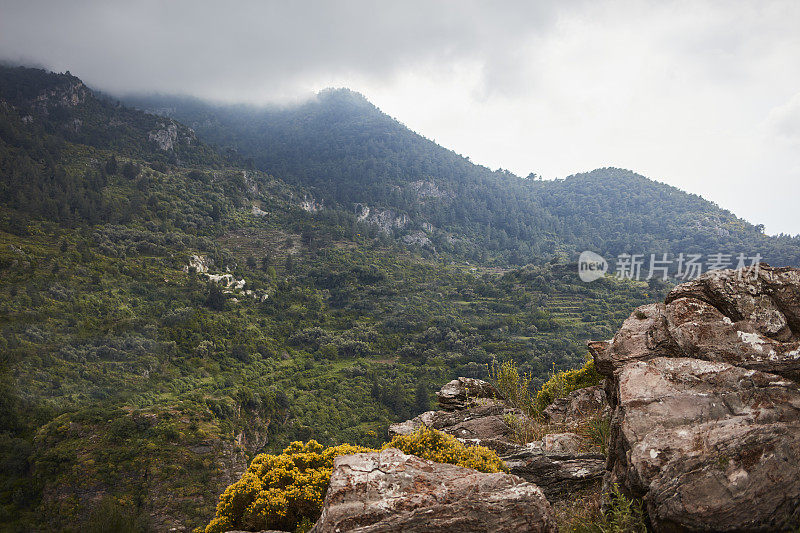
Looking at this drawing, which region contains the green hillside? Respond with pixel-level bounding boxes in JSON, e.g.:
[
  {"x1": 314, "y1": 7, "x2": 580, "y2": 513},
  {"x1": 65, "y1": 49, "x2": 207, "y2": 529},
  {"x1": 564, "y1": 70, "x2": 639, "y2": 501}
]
[{"x1": 0, "y1": 66, "x2": 669, "y2": 531}]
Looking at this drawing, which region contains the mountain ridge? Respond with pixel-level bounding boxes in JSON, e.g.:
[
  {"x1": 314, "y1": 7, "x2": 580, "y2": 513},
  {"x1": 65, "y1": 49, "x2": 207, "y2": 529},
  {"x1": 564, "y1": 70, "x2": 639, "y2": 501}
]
[{"x1": 126, "y1": 87, "x2": 800, "y2": 266}]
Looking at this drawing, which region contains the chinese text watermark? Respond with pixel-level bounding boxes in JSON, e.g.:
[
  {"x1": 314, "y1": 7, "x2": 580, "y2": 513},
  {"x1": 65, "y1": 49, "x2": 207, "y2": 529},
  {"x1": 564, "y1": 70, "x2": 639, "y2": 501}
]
[{"x1": 578, "y1": 252, "x2": 762, "y2": 282}]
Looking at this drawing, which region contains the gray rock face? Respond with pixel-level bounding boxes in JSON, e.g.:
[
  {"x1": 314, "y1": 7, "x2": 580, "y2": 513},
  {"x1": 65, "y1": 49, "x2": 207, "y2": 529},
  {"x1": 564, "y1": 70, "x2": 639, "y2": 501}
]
[
  {"x1": 312, "y1": 448, "x2": 556, "y2": 533},
  {"x1": 608, "y1": 357, "x2": 800, "y2": 531},
  {"x1": 592, "y1": 265, "x2": 800, "y2": 531},
  {"x1": 589, "y1": 266, "x2": 800, "y2": 385},
  {"x1": 542, "y1": 385, "x2": 608, "y2": 424},
  {"x1": 435, "y1": 377, "x2": 503, "y2": 411}
]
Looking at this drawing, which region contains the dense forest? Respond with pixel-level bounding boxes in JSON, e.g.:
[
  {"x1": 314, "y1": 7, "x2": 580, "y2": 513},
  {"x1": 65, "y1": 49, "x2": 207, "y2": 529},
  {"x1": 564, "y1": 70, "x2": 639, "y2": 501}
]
[
  {"x1": 0, "y1": 65, "x2": 797, "y2": 531},
  {"x1": 128, "y1": 90, "x2": 800, "y2": 267}
]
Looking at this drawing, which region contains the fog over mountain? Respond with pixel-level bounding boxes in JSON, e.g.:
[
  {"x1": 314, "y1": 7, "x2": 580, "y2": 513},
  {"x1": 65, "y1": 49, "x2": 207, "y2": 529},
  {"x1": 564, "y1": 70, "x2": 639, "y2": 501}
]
[{"x1": 1, "y1": 0, "x2": 799, "y2": 234}]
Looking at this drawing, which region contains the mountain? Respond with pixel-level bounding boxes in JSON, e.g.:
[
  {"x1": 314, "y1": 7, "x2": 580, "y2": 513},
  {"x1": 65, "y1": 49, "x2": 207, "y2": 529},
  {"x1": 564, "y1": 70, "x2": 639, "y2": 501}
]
[
  {"x1": 0, "y1": 66, "x2": 222, "y2": 165},
  {"x1": 0, "y1": 65, "x2": 671, "y2": 531},
  {"x1": 1, "y1": 64, "x2": 798, "y2": 531},
  {"x1": 0, "y1": 65, "x2": 226, "y2": 228},
  {"x1": 127, "y1": 90, "x2": 800, "y2": 267}
]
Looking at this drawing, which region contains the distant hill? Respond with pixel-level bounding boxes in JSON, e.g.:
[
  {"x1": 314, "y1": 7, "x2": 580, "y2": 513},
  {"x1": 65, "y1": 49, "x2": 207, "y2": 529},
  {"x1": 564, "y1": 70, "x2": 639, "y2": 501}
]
[
  {"x1": 127, "y1": 90, "x2": 800, "y2": 266},
  {"x1": 0, "y1": 65, "x2": 227, "y2": 226}
]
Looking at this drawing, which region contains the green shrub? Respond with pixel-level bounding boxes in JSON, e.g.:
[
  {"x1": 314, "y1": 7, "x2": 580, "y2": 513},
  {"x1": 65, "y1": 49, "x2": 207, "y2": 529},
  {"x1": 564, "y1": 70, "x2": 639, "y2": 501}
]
[
  {"x1": 583, "y1": 416, "x2": 611, "y2": 455},
  {"x1": 599, "y1": 483, "x2": 647, "y2": 533},
  {"x1": 85, "y1": 498, "x2": 148, "y2": 533},
  {"x1": 558, "y1": 484, "x2": 647, "y2": 533},
  {"x1": 488, "y1": 359, "x2": 535, "y2": 415},
  {"x1": 534, "y1": 358, "x2": 602, "y2": 412},
  {"x1": 488, "y1": 357, "x2": 602, "y2": 415}
]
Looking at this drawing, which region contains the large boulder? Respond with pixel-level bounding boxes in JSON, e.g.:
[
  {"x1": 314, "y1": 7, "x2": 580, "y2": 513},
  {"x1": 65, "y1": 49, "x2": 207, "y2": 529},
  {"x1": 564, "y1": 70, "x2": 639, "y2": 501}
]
[
  {"x1": 667, "y1": 265, "x2": 800, "y2": 340},
  {"x1": 312, "y1": 448, "x2": 556, "y2": 533},
  {"x1": 591, "y1": 265, "x2": 800, "y2": 531},
  {"x1": 588, "y1": 302, "x2": 684, "y2": 377},
  {"x1": 435, "y1": 377, "x2": 502, "y2": 411},
  {"x1": 666, "y1": 295, "x2": 800, "y2": 375},
  {"x1": 607, "y1": 357, "x2": 800, "y2": 531},
  {"x1": 590, "y1": 266, "x2": 800, "y2": 380}
]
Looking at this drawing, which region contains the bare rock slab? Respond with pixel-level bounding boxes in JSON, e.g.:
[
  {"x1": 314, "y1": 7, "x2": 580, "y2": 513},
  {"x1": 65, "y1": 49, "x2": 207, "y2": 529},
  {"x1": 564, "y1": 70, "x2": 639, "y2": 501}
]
[{"x1": 312, "y1": 448, "x2": 556, "y2": 533}]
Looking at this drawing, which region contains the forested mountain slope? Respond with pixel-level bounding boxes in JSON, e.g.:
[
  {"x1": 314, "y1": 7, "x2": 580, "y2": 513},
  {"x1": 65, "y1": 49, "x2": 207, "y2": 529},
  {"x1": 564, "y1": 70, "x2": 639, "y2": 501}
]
[
  {"x1": 0, "y1": 66, "x2": 668, "y2": 530},
  {"x1": 128, "y1": 90, "x2": 800, "y2": 266}
]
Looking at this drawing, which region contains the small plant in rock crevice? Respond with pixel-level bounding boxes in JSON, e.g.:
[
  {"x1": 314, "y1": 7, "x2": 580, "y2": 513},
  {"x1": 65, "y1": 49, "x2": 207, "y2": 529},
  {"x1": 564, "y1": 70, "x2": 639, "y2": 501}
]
[{"x1": 557, "y1": 483, "x2": 647, "y2": 533}]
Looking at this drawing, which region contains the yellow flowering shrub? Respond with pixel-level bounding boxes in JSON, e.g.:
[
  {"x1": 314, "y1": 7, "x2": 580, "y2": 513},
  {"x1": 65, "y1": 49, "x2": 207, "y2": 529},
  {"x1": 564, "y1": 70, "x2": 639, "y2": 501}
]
[
  {"x1": 204, "y1": 429, "x2": 506, "y2": 533},
  {"x1": 204, "y1": 440, "x2": 371, "y2": 533},
  {"x1": 382, "y1": 427, "x2": 505, "y2": 473}
]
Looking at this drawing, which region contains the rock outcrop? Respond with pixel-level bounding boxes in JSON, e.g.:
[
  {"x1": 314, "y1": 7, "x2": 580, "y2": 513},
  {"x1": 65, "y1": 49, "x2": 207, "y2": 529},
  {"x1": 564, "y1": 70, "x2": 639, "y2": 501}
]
[
  {"x1": 311, "y1": 448, "x2": 556, "y2": 533},
  {"x1": 389, "y1": 377, "x2": 607, "y2": 502},
  {"x1": 354, "y1": 204, "x2": 409, "y2": 233},
  {"x1": 148, "y1": 122, "x2": 179, "y2": 151},
  {"x1": 435, "y1": 376, "x2": 503, "y2": 411},
  {"x1": 388, "y1": 402, "x2": 522, "y2": 454},
  {"x1": 589, "y1": 265, "x2": 800, "y2": 380},
  {"x1": 590, "y1": 265, "x2": 800, "y2": 531},
  {"x1": 542, "y1": 384, "x2": 608, "y2": 424},
  {"x1": 401, "y1": 230, "x2": 432, "y2": 247}
]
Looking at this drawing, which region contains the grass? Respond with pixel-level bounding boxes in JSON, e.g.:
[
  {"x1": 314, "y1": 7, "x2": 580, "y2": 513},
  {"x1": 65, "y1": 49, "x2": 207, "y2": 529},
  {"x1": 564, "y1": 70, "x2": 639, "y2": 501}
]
[
  {"x1": 502, "y1": 412, "x2": 558, "y2": 445},
  {"x1": 557, "y1": 484, "x2": 647, "y2": 533}
]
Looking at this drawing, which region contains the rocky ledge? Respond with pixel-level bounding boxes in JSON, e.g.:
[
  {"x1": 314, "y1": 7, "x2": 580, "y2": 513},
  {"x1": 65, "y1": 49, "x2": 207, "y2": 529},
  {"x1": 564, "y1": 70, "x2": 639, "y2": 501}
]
[
  {"x1": 390, "y1": 376, "x2": 608, "y2": 502},
  {"x1": 589, "y1": 265, "x2": 800, "y2": 531}
]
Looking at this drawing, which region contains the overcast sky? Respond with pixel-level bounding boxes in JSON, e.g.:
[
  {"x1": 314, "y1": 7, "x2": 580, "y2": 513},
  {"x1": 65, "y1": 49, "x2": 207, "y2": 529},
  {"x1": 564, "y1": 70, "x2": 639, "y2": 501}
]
[{"x1": 2, "y1": 0, "x2": 799, "y2": 235}]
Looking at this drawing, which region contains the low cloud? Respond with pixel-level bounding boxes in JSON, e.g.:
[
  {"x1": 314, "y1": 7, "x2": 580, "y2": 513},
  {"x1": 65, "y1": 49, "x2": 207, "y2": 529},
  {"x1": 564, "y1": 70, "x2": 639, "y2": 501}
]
[{"x1": 1, "y1": 0, "x2": 799, "y2": 234}]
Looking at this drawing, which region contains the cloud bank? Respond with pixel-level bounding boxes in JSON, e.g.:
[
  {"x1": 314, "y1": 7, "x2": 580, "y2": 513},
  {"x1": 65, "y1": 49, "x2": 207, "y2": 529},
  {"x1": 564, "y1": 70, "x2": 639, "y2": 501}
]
[{"x1": 1, "y1": 0, "x2": 799, "y2": 234}]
